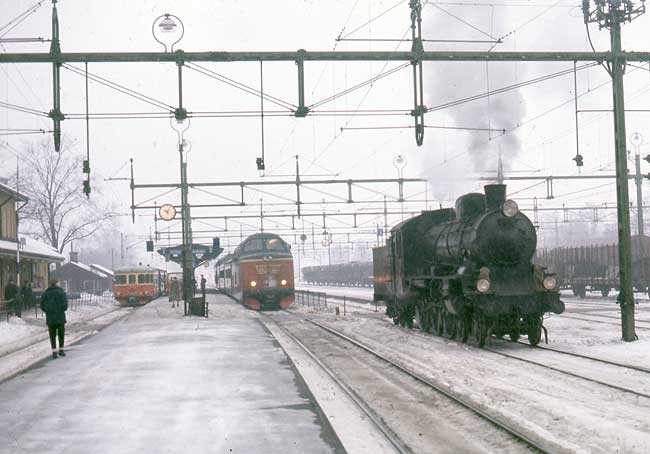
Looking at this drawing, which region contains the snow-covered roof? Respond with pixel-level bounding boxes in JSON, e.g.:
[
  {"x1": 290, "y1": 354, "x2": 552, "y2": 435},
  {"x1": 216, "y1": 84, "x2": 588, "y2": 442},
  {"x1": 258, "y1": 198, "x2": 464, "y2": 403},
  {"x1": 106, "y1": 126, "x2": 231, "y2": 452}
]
[
  {"x1": 0, "y1": 237, "x2": 64, "y2": 262},
  {"x1": 90, "y1": 263, "x2": 114, "y2": 277},
  {"x1": 69, "y1": 261, "x2": 109, "y2": 279},
  {"x1": 0, "y1": 182, "x2": 27, "y2": 202}
]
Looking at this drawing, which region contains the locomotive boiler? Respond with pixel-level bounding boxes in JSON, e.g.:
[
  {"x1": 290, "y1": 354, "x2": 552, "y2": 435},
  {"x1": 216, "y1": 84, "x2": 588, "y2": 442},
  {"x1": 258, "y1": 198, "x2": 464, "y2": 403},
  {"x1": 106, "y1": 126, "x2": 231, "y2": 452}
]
[{"x1": 373, "y1": 184, "x2": 564, "y2": 347}]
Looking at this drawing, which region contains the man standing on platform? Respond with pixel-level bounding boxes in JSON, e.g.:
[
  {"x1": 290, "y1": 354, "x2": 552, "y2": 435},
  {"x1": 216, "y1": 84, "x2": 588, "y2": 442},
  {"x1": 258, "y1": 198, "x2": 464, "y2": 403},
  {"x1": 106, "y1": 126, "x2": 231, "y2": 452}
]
[
  {"x1": 40, "y1": 278, "x2": 68, "y2": 359},
  {"x1": 170, "y1": 277, "x2": 180, "y2": 308},
  {"x1": 200, "y1": 275, "x2": 207, "y2": 299},
  {"x1": 21, "y1": 281, "x2": 33, "y2": 313},
  {"x1": 4, "y1": 278, "x2": 19, "y2": 317}
]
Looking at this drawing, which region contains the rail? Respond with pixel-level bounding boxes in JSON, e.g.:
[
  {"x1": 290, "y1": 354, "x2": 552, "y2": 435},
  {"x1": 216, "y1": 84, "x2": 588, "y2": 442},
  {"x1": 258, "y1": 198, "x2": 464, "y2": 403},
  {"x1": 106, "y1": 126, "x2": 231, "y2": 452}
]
[{"x1": 283, "y1": 309, "x2": 556, "y2": 454}]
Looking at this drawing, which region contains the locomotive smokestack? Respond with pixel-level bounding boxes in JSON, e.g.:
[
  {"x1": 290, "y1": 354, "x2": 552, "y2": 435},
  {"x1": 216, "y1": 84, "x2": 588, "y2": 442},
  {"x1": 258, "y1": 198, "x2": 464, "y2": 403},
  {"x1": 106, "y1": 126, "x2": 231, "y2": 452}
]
[{"x1": 484, "y1": 184, "x2": 507, "y2": 211}]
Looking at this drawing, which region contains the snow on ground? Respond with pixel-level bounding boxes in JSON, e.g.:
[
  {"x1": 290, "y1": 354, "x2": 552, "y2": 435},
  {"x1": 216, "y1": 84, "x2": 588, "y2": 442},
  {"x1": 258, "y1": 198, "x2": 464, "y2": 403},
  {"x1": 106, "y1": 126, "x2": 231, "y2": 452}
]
[
  {"x1": 301, "y1": 285, "x2": 650, "y2": 368},
  {"x1": 292, "y1": 308, "x2": 650, "y2": 454},
  {"x1": 0, "y1": 295, "x2": 120, "y2": 358},
  {"x1": 0, "y1": 317, "x2": 42, "y2": 348}
]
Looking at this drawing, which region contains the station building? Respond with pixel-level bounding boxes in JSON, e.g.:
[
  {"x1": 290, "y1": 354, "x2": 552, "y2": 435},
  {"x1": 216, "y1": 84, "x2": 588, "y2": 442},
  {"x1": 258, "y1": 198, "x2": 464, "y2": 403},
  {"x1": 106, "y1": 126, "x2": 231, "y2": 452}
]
[
  {"x1": 52, "y1": 251, "x2": 114, "y2": 295},
  {"x1": 0, "y1": 183, "x2": 64, "y2": 293}
]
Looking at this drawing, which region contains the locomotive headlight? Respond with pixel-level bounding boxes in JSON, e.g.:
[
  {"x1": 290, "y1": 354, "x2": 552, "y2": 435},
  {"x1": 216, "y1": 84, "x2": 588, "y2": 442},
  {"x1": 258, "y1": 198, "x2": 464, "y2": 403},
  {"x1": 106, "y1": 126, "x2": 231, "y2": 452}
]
[
  {"x1": 250, "y1": 280, "x2": 257, "y2": 287},
  {"x1": 477, "y1": 278, "x2": 491, "y2": 293},
  {"x1": 543, "y1": 276, "x2": 557, "y2": 290},
  {"x1": 502, "y1": 199, "x2": 519, "y2": 217},
  {"x1": 281, "y1": 279, "x2": 287, "y2": 286}
]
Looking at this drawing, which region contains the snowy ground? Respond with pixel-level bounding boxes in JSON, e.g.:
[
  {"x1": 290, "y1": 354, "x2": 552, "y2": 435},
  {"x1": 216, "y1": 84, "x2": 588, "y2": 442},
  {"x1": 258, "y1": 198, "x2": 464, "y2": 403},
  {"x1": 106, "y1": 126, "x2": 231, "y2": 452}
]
[
  {"x1": 288, "y1": 305, "x2": 650, "y2": 453},
  {"x1": 290, "y1": 285, "x2": 650, "y2": 453},
  {"x1": 0, "y1": 294, "x2": 120, "y2": 359},
  {"x1": 300, "y1": 284, "x2": 650, "y2": 367}
]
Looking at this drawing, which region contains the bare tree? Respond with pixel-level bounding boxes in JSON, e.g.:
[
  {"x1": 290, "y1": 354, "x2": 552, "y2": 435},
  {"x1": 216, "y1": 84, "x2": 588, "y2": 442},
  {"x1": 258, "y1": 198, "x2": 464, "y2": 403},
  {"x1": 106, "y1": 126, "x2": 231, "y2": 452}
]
[{"x1": 16, "y1": 139, "x2": 114, "y2": 253}]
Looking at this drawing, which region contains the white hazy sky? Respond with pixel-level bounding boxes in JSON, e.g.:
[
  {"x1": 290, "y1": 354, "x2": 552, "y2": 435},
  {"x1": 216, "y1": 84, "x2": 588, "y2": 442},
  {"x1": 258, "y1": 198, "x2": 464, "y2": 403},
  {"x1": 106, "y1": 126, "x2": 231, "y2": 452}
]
[{"x1": 2, "y1": 0, "x2": 650, "y2": 265}]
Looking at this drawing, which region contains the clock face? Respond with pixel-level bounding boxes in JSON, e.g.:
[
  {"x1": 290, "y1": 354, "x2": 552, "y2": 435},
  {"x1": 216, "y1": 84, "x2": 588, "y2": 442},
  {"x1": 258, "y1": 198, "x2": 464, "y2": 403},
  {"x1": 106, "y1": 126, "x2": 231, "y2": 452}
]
[{"x1": 159, "y1": 204, "x2": 177, "y2": 221}]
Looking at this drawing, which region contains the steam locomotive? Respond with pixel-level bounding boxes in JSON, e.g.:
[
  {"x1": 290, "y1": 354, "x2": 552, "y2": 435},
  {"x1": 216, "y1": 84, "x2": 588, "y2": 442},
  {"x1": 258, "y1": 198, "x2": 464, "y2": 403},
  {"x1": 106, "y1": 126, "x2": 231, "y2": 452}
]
[{"x1": 373, "y1": 184, "x2": 564, "y2": 347}]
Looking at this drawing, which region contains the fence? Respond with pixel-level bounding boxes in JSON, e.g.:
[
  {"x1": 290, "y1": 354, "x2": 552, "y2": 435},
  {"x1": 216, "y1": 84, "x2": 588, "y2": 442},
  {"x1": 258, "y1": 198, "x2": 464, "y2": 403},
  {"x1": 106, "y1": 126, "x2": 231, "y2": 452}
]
[
  {"x1": 295, "y1": 290, "x2": 328, "y2": 311},
  {"x1": 0, "y1": 291, "x2": 115, "y2": 321}
]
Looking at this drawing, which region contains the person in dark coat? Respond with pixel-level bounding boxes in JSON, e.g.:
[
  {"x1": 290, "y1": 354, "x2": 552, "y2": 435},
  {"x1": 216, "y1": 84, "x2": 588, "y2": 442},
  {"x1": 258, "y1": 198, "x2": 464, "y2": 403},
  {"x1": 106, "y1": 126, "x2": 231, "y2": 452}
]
[
  {"x1": 40, "y1": 278, "x2": 68, "y2": 359},
  {"x1": 21, "y1": 281, "x2": 33, "y2": 310},
  {"x1": 200, "y1": 275, "x2": 207, "y2": 298},
  {"x1": 4, "y1": 279, "x2": 19, "y2": 317}
]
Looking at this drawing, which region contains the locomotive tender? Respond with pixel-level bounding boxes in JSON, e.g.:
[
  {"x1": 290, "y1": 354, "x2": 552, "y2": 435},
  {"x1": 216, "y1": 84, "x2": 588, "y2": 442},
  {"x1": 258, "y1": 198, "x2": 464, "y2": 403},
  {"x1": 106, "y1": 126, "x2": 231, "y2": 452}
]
[
  {"x1": 215, "y1": 233, "x2": 295, "y2": 310},
  {"x1": 373, "y1": 184, "x2": 564, "y2": 347}
]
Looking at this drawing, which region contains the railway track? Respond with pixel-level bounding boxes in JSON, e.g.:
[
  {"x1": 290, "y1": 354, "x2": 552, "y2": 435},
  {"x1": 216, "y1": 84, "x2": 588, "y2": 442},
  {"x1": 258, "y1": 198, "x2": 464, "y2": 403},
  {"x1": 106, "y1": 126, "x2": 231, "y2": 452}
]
[
  {"x1": 261, "y1": 313, "x2": 410, "y2": 454},
  {"x1": 514, "y1": 341, "x2": 650, "y2": 374},
  {"x1": 558, "y1": 313, "x2": 650, "y2": 330},
  {"x1": 484, "y1": 343, "x2": 650, "y2": 400},
  {"x1": 277, "y1": 309, "x2": 557, "y2": 454}
]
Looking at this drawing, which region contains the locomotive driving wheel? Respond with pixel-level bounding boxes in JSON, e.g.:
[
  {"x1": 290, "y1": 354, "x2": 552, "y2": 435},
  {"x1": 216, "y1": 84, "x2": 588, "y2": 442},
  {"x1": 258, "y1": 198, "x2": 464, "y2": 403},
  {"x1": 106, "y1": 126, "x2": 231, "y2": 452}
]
[
  {"x1": 415, "y1": 305, "x2": 432, "y2": 333},
  {"x1": 433, "y1": 308, "x2": 444, "y2": 335},
  {"x1": 445, "y1": 313, "x2": 457, "y2": 339},
  {"x1": 527, "y1": 316, "x2": 543, "y2": 346},
  {"x1": 458, "y1": 312, "x2": 471, "y2": 343},
  {"x1": 472, "y1": 313, "x2": 488, "y2": 348}
]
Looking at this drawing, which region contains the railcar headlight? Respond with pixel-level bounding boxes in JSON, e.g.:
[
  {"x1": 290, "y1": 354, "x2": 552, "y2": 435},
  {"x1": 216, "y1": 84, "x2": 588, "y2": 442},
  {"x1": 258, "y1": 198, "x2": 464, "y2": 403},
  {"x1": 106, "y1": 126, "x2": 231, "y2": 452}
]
[
  {"x1": 250, "y1": 280, "x2": 257, "y2": 287},
  {"x1": 477, "y1": 278, "x2": 491, "y2": 293},
  {"x1": 543, "y1": 276, "x2": 557, "y2": 290},
  {"x1": 502, "y1": 199, "x2": 519, "y2": 217},
  {"x1": 281, "y1": 279, "x2": 287, "y2": 286}
]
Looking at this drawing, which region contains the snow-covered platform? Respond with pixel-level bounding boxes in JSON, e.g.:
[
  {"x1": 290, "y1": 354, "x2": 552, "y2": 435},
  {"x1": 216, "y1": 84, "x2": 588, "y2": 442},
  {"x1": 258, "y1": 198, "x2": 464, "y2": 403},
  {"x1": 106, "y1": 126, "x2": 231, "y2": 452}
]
[{"x1": 0, "y1": 295, "x2": 343, "y2": 454}]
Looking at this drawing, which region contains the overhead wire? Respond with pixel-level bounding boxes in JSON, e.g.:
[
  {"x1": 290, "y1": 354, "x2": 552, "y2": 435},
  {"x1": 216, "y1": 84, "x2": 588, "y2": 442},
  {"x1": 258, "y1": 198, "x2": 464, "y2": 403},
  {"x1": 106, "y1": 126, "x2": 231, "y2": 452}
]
[
  {"x1": 185, "y1": 62, "x2": 296, "y2": 111},
  {"x1": 62, "y1": 64, "x2": 174, "y2": 111},
  {"x1": 0, "y1": 1, "x2": 44, "y2": 38}
]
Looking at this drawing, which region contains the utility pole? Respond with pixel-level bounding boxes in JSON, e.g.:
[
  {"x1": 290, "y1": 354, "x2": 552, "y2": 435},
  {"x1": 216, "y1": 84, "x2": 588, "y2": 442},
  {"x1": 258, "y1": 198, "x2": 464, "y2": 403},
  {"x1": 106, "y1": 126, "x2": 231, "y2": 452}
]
[{"x1": 583, "y1": 0, "x2": 645, "y2": 342}]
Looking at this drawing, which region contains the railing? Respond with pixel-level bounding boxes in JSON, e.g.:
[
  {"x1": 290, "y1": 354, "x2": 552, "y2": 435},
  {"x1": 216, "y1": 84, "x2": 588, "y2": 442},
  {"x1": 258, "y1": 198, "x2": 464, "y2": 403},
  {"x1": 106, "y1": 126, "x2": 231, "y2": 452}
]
[
  {"x1": 295, "y1": 289, "x2": 328, "y2": 311},
  {"x1": 0, "y1": 291, "x2": 115, "y2": 320}
]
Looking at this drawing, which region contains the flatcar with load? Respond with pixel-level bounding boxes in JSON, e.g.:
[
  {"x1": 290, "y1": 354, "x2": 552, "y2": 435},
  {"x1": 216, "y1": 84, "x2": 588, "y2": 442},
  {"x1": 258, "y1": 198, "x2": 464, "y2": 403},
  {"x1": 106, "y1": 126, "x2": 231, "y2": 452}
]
[
  {"x1": 215, "y1": 233, "x2": 295, "y2": 310},
  {"x1": 114, "y1": 265, "x2": 167, "y2": 306},
  {"x1": 373, "y1": 184, "x2": 565, "y2": 347}
]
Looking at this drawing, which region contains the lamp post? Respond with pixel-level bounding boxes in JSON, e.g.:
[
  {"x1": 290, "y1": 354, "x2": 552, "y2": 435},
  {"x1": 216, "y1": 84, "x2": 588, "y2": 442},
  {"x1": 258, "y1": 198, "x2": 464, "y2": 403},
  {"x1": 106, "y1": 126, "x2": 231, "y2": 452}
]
[
  {"x1": 152, "y1": 13, "x2": 194, "y2": 315},
  {"x1": 631, "y1": 133, "x2": 644, "y2": 235},
  {"x1": 393, "y1": 154, "x2": 407, "y2": 219},
  {"x1": 172, "y1": 120, "x2": 194, "y2": 316}
]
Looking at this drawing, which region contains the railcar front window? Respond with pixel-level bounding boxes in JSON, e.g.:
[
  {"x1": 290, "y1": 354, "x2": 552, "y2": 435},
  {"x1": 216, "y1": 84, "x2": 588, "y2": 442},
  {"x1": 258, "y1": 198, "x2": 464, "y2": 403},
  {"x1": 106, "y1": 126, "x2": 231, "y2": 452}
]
[
  {"x1": 115, "y1": 275, "x2": 126, "y2": 285},
  {"x1": 243, "y1": 239, "x2": 263, "y2": 252},
  {"x1": 128, "y1": 274, "x2": 136, "y2": 284},
  {"x1": 266, "y1": 238, "x2": 287, "y2": 251}
]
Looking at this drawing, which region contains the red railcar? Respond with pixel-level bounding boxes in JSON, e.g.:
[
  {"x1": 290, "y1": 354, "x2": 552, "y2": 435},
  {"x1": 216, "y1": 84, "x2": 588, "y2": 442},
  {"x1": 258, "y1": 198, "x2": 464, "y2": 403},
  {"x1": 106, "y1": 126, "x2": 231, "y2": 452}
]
[
  {"x1": 215, "y1": 233, "x2": 295, "y2": 310},
  {"x1": 114, "y1": 265, "x2": 167, "y2": 306}
]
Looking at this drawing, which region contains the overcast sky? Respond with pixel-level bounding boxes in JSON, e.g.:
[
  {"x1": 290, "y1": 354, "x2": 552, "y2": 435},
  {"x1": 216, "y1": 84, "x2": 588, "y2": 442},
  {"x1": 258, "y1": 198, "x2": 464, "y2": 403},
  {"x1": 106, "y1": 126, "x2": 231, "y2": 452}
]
[{"x1": 2, "y1": 0, "x2": 650, "y2": 266}]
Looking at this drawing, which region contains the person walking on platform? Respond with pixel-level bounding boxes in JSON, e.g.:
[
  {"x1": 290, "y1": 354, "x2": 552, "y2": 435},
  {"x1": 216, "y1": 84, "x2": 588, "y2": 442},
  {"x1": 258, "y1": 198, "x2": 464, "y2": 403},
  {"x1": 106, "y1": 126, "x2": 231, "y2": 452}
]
[
  {"x1": 4, "y1": 278, "x2": 19, "y2": 318},
  {"x1": 40, "y1": 278, "x2": 68, "y2": 359},
  {"x1": 170, "y1": 277, "x2": 180, "y2": 308},
  {"x1": 200, "y1": 275, "x2": 207, "y2": 299}
]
